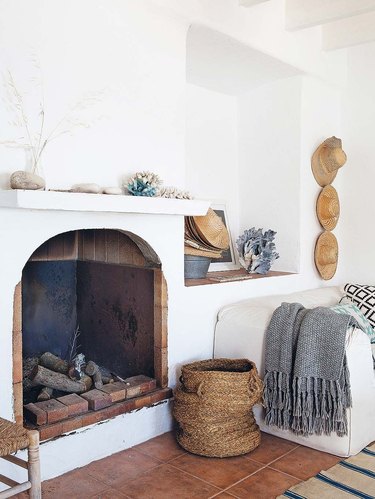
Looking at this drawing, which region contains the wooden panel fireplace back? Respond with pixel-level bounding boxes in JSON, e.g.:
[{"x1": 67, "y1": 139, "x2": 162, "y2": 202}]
[{"x1": 77, "y1": 261, "x2": 155, "y2": 379}]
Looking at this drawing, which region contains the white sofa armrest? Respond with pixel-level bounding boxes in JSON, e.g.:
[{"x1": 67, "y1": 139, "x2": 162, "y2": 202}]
[{"x1": 214, "y1": 305, "x2": 273, "y2": 377}]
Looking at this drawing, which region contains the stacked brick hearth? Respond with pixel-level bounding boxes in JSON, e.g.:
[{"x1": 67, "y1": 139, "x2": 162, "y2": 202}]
[{"x1": 23, "y1": 375, "x2": 168, "y2": 441}]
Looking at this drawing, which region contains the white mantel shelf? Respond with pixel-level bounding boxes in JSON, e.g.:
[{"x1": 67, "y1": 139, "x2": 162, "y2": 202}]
[{"x1": 0, "y1": 190, "x2": 211, "y2": 216}]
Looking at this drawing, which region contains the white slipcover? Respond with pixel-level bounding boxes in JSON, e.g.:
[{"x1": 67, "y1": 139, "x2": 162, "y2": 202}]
[{"x1": 213, "y1": 286, "x2": 375, "y2": 456}]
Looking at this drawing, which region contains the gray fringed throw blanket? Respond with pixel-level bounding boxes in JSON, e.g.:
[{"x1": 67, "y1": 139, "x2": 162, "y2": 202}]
[{"x1": 264, "y1": 303, "x2": 357, "y2": 437}]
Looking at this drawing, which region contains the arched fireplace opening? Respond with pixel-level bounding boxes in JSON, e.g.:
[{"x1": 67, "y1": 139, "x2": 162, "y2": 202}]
[{"x1": 13, "y1": 229, "x2": 170, "y2": 440}]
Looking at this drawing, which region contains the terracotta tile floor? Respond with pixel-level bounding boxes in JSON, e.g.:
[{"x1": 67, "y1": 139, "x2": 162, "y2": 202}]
[{"x1": 17, "y1": 431, "x2": 342, "y2": 499}]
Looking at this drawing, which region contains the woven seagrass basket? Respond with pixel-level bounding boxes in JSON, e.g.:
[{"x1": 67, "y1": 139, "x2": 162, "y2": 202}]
[{"x1": 173, "y1": 358, "x2": 263, "y2": 458}]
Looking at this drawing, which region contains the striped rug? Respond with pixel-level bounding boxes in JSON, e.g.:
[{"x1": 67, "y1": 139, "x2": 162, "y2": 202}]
[{"x1": 278, "y1": 442, "x2": 375, "y2": 498}]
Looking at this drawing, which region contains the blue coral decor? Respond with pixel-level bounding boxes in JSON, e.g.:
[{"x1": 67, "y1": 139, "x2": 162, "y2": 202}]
[{"x1": 236, "y1": 228, "x2": 279, "y2": 274}]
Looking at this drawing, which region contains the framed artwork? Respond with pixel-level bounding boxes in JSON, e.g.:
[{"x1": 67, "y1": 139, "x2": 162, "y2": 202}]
[{"x1": 209, "y1": 204, "x2": 238, "y2": 271}]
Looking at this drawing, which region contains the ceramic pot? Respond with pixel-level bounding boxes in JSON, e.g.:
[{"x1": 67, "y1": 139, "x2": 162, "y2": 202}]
[{"x1": 10, "y1": 171, "x2": 45, "y2": 190}]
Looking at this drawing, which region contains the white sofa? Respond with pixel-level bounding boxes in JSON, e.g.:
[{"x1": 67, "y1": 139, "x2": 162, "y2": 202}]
[{"x1": 213, "y1": 286, "x2": 375, "y2": 457}]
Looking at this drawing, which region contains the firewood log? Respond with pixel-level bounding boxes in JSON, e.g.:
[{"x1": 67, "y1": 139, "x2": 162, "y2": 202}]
[
  {"x1": 68, "y1": 366, "x2": 82, "y2": 380},
  {"x1": 31, "y1": 365, "x2": 92, "y2": 393},
  {"x1": 85, "y1": 361, "x2": 103, "y2": 389},
  {"x1": 99, "y1": 366, "x2": 114, "y2": 384},
  {"x1": 39, "y1": 352, "x2": 69, "y2": 374},
  {"x1": 37, "y1": 386, "x2": 53, "y2": 401},
  {"x1": 102, "y1": 376, "x2": 114, "y2": 385}
]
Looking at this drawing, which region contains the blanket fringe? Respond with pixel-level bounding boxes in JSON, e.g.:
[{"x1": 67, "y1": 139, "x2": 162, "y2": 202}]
[{"x1": 264, "y1": 358, "x2": 351, "y2": 437}]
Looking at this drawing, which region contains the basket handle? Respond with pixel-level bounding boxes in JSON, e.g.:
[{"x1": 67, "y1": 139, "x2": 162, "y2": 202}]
[
  {"x1": 248, "y1": 375, "x2": 263, "y2": 405},
  {"x1": 179, "y1": 376, "x2": 204, "y2": 397},
  {"x1": 197, "y1": 381, "x2": 204, "y2": 398}
]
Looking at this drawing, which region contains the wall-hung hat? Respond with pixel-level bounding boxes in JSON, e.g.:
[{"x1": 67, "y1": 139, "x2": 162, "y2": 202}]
[
  {"x1": 314, "y1": 231, "x2": 338, "y2": 280},
  {"x1": 311, "y1": 136, "x2": 347, "y2": 187},
  {"x1": 316, "y1": 185, "x2": 340, "y2": 231}
]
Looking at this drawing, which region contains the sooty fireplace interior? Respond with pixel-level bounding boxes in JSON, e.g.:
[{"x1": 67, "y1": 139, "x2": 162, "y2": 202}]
[{"x1": 14, "y1": 229, "x2": 170, "y2": 440}]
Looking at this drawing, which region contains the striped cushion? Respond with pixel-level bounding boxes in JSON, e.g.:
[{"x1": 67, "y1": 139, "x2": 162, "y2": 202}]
[{"x1": 331, "y1": 302, "x2": 375, "y2": 343}]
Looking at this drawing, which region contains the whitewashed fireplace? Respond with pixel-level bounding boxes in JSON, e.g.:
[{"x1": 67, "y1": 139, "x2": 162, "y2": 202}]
[{"x1": 0, "y1": 190, "x2": 209, "y2": 480}]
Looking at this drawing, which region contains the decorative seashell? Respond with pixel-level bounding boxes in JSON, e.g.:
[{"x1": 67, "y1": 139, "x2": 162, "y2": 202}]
[
  {"x1": 10, "y1": 170, "x2": 45, "y2": 190},
  {"x1": 71, "y1": 183, "x2": 101, "y2": 194},
  {"x1": 102, "y1": 187, "x2": 122, "y2": 195}
]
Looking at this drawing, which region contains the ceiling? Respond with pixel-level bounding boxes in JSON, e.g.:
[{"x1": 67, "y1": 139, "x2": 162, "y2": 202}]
[
  {"x1": 239, "y1": 0, "x2": 375, "y2": 51},
  {"x1": 187, "y1": 25, "x2": 301, "y2": 95}
]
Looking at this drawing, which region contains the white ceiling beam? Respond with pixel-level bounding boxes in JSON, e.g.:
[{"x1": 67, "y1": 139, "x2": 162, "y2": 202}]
[
  {"x1": 286, "y1": 0, "x2": 375, "y2": 31},
  {"x1": 323, "y1": 10, "x2": 375, "y2": 50},
  {"x1": 239, "y1": 0, "x2": 270, "y2": 7}
]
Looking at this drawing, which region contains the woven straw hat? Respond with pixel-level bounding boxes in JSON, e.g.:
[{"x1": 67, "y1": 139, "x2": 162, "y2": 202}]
[
  {"x1": 184, "y1": 208, "x2": 229, "y2": 259},
  {"x1": 311, "y1": 137, "x2": 347, "y2": 187},
  {"x1": 316, "y1": 186, "x2": 340, "y2": 231},
  {"x1": 193, "y1": 209, "x2": 230, "y2": 250},
  {"x1": 184, "y1": 245, "x2": 223, "y2": 259},
  {"x1": 315, "y1": 231, "x2": 338, "y2": 280}
]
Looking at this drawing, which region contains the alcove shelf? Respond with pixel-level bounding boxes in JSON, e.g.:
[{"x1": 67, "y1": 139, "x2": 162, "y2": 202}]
[{"x1": 185, "y1": 269, "x2": 294, "y2": 287}]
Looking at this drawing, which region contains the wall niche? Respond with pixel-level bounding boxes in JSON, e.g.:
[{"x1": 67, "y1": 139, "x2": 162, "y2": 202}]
[{"x1": 186, "y1": 24, "x2": 302, "y2": 273}]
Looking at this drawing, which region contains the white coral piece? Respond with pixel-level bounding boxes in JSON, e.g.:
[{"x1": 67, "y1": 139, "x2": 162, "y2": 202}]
[
  {"x1": 130, "y1": 171, "x2": 162, "y2": 188},
  {"x1": 158, "y1": 186, "x2": 193, "y2": 200},
  {"x1": 125, "y1": 170, "x2": 162, "y2": 196}
]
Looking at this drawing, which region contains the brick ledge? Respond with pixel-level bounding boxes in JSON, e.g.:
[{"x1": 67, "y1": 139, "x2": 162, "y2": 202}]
[{"x1": 25, "y1": 387, "x2": 173, "y2": 441}]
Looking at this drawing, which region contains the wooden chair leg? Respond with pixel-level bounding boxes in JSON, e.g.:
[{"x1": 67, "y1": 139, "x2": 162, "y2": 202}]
[{"x1": 27, "y1": 430, "x2": 41, "y2": 499}]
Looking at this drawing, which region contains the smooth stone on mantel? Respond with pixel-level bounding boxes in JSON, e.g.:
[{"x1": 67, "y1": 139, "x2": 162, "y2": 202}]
[
  {"x1": 102, "y1": 186, "x2": 123, "y2": 195},
  {"x1": 70, "y1": 183, "x2": 101, "y2": 194},
  {"x1": 10, "y1": 170, "x2": 45, "y2": 190}
]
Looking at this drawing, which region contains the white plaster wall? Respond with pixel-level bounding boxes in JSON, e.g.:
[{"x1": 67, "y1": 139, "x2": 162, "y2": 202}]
[
  {"x1": 0, "y1": 401, "x2": 173, "y2": 487},
  {"x1": 300, "y1": 75, "x2": 344, "y2": 284},
  {"x1": 238, "y1": 76, "x2": 302, "y2": 273},
  {"x1": 0, "y1": 0, "x2": 187, "y2": 191},
  {"x1": 0, "y1": 0, "x2": 348, "y2": 190},
  {"x1": 341, "y1": 41, "x2": 375, "y2": 283},
  {"x1": 237, "y1": 74, "x2": 344, "y2": 278},
  {"x1": 185, "y1": 84, "x2": 240, "y2": 236},
  {"x1": 0, "y1": 0, "x2": 352, "y2": 481}
]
